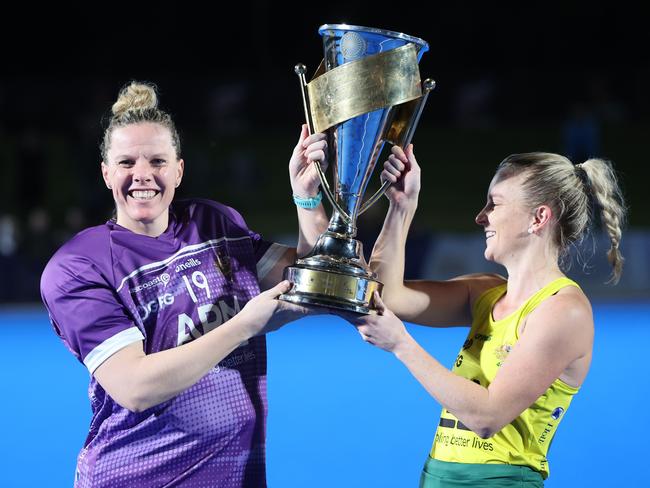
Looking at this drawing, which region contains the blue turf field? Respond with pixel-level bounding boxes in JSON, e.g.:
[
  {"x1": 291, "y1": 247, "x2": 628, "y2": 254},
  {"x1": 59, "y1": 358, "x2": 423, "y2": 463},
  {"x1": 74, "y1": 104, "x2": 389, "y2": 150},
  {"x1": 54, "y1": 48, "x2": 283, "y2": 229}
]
[{"x1": 1, "y1": 302, "x2": 647, "y2": 487}]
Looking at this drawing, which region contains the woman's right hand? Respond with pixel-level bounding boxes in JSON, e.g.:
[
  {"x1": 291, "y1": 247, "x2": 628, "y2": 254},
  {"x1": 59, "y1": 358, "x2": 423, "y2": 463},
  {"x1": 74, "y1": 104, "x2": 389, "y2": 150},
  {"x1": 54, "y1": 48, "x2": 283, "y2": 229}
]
[
  {"x1": 381, "y1": 144, "x2": 421, "y2": 209},
  {"x1": 238, "y1": 280, "x2": 313, "y2": 337},
  {"x1": 289, "y1": 124, "x2": 328, "y2": 199}
]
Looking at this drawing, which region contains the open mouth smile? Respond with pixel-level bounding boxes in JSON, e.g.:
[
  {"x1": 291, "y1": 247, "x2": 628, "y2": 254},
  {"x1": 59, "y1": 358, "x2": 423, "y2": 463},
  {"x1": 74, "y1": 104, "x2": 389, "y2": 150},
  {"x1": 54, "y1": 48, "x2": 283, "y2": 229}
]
[{"x1": 128, "y1": 190, "x2": 160, "y2": 200}]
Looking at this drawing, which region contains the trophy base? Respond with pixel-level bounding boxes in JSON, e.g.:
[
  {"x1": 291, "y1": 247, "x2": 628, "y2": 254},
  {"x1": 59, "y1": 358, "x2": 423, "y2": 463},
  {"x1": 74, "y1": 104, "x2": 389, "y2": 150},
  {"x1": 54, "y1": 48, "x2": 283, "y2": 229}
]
[{"x1": 280, "y1": 264, "x2": 383, "y2": 314}]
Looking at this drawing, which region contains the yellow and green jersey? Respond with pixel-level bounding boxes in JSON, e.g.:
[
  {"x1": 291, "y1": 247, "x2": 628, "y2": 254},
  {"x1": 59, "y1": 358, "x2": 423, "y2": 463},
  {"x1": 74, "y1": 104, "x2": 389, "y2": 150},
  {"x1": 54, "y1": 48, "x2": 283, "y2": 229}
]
[{"x1": 430, "y1": 277, "x2": 581, "y2": 479}]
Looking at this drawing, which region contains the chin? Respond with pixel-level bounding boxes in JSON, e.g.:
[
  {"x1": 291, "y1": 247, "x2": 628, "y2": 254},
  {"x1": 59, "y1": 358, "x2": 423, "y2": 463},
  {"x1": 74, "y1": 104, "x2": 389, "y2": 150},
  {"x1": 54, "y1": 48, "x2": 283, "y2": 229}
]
[
  {"x1": 128, "y1": 209, "x2": 163, "y2": 225},
  {"x1": 483, "y1": 249, "x2": 498, "y2": 264},
  {"x1": 129, "y1": 201, "x2": 161, "y2": 214}
]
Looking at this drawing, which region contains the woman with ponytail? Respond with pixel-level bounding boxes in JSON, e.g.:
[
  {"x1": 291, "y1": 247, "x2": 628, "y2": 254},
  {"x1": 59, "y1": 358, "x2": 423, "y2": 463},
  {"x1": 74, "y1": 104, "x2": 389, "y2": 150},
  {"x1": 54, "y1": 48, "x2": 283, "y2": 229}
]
[
  {"x1": 40, "y1": 81, "x2": 329, "y2": 487},
  {"x1": 341, "y1": 146, "x2": 626, "y2": 487}
]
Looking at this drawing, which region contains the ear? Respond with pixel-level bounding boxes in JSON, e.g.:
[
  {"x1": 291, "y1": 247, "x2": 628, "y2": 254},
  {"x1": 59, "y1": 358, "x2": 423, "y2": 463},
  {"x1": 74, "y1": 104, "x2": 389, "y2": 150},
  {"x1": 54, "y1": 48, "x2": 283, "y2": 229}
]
[
  {"x1": 530, "y1": 204, "x2": 553, "y2": 234},
  {"x1": 175, "y1": 159, "x2": 185, "y2": 188},
  {"x1": 101, "y1": 161, "x2": 111, "y2": 189}
]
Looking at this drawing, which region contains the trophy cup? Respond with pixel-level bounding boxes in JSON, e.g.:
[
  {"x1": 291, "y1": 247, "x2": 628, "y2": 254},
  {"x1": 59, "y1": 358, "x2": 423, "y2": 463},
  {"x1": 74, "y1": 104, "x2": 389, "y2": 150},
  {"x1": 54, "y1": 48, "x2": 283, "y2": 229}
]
[{"x1": 280, "y1": 24, "x2": 435, "y2": 314}]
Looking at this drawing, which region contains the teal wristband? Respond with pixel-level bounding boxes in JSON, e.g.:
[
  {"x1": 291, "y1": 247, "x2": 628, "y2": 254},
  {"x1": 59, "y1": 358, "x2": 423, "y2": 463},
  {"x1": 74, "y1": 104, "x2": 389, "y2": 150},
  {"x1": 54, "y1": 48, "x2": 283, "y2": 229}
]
[{"x1": 293, "y1": 191, "x2": 323, "y2": 209}]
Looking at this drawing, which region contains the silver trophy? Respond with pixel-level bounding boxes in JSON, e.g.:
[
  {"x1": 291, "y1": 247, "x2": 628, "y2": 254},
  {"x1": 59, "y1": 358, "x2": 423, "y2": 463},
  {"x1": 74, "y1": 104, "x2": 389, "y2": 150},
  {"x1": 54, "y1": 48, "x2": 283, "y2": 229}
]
[{"x1": 280, "y1": 24, "x2": 435, "y2": 314}]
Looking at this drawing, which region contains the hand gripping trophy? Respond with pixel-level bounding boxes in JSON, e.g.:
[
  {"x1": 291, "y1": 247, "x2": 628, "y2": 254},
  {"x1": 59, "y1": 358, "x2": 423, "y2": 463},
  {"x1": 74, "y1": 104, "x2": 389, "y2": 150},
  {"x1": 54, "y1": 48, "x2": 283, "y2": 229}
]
[{"x1": 280, "y1": 24, "x2": 435, "y2": 314}]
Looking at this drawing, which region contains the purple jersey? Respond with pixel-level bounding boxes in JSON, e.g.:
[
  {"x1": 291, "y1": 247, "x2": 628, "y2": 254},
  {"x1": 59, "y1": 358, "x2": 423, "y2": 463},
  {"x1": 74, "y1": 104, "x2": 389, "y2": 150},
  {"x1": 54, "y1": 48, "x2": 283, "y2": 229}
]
[{"x1": 41, "y1": 198, "x2": 288, "y2": 488}]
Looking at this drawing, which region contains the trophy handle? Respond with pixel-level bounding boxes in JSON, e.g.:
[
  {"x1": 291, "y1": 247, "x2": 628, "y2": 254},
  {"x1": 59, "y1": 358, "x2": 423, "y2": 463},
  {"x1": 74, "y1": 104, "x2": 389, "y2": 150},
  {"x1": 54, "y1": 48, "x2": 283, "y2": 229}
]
[
  {"x1": 313, "y1": 160, "x2": 352, "y2": 224},
  {"x1": 295, "y1": 63, "x2": 353, "y2": 224},
  {"x1": 358, "y1": 78, "x2": 436, "y2": 216}
]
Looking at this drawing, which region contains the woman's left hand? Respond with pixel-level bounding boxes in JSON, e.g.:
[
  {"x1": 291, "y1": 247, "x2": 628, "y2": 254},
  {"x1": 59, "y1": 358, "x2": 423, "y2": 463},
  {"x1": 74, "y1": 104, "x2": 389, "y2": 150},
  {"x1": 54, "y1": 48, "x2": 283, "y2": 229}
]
[
  {"x1": 381, "y1": 144, "x2": 421, "y2": 210},
  {"x1": 342, "y1": 292, "x2": 410, "y2": 353},
  {"x1": 289, "y1": 124, "x2": 328, "y2": 198}
]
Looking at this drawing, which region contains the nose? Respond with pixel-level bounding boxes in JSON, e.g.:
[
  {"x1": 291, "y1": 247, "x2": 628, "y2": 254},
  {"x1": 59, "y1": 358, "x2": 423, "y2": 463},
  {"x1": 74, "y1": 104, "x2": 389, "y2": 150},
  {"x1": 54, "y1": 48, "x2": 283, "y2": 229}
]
[
  {"x1": 132, "y1": 159, "x2": 153, "y2": 183},
  {"x1": 475, "y1": 206, "x2": 488, "y2": 226}
]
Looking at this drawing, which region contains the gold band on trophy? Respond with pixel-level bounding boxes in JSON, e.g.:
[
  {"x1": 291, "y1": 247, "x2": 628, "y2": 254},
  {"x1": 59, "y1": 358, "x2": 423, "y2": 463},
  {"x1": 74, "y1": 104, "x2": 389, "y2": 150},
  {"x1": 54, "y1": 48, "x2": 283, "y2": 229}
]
[{"x1": 307, "y1": 44, "x2": 423, "y2": 133}]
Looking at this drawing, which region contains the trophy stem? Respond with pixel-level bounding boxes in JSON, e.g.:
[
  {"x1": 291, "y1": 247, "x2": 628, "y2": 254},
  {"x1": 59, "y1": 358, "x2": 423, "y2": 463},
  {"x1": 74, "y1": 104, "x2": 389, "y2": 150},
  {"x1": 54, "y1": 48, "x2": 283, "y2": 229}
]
[
  {"x1": 327, "y1": 210, "x2": 356, "y2": 237},
  {"x1": 280, "y1": 223, "x2": 382, "y2": 314}
]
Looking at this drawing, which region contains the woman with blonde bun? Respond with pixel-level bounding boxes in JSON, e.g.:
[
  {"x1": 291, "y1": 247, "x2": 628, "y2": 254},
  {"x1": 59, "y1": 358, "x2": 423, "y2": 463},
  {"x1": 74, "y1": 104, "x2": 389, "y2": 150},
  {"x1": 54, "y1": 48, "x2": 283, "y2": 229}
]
[{"x1": 41, "y1": 81, "x2": 330, "y2": 487}]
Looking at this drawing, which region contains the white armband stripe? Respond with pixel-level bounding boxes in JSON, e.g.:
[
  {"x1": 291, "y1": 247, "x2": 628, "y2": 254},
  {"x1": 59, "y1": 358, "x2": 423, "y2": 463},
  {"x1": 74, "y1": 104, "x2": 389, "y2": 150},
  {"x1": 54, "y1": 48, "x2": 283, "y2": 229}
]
[
  {"x1": 84, "y1": 327, "x2": 145, "y2": 375},
  {"x1": 256, "y1": 243, "x2": 290, "y2": 281}
]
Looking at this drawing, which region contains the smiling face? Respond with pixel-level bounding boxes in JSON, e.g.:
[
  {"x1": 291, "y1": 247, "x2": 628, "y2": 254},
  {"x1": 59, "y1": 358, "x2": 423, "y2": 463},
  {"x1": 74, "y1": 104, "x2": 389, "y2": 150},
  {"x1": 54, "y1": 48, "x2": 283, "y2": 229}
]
[
  {"x1": 101, "y1": 122, "x2": 184, "y2": 236},
  {"x1": 475, "y1": 172, "x2": 534, "y2": 264}
]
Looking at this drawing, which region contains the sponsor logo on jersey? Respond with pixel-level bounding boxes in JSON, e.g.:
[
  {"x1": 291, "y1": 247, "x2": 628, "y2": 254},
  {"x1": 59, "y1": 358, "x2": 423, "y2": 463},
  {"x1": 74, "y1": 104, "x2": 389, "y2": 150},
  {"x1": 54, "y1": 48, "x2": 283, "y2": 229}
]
[
  {"x1": 130, "y1": 273, "x2": 171, "y2": 293},
  {"x1": 494, "y1": 343, "x2": 512, "y2": 365},
  {"x1": 551, "y1": 406, "x2": 565, "y2": 420},
  {"x1": 214, "y1": 349, "x2": 256, "y2": 373},
  {"x1": 177, "y1": 297, "x2": 242, "y2": 346},
  {"x1": 538, "y1": 422, "x2": 555, "y2": 444},
  {"x1": 215, "y1": 248, "x2": 233, "y2": 282},
  {"x1": 474, "y1": 333, "x2": 491, "y2": 341},
  {"x1": 137, "y1": 293, "x2": 175, "y2": 321},
  {"x1": 175, "y1": 257, "x2": 202, "y2": 273},
  {"x1": 455, "y1": 354, "x2": 464, "y2": 368}
]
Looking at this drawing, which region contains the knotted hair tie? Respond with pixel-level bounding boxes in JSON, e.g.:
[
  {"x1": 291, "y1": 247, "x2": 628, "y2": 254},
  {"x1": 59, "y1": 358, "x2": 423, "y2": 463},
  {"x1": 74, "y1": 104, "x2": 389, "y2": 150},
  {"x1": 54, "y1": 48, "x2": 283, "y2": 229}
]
[{"x1": 574, "y1": 162, "x2": 589, "y2": 183}]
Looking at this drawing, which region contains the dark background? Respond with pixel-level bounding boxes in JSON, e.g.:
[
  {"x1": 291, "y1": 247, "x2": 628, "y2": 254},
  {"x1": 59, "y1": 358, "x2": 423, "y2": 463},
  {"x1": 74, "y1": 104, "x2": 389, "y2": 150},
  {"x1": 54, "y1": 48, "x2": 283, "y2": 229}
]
[
  {"x1": 2, "y1": 9, "x2": 647, "y2": 487},
  {"x1": 1, "y1": 3, "x2": 649, "y2": 301}
]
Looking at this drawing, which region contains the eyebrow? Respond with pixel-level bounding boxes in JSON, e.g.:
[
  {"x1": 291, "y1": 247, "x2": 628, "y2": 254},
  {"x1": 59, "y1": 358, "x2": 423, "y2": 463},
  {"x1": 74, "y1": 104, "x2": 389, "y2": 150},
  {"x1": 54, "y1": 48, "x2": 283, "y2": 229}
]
[{"x1": 113, "y1": 153, "x2": 170, "y2": 161}]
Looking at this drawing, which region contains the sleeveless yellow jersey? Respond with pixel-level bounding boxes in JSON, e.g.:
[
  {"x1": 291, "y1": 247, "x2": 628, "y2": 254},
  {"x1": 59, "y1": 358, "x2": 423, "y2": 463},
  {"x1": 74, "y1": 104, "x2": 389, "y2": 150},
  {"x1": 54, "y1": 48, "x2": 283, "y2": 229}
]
[{"x1": 429, "y1": 277, "x2": 581, "y2": 479}]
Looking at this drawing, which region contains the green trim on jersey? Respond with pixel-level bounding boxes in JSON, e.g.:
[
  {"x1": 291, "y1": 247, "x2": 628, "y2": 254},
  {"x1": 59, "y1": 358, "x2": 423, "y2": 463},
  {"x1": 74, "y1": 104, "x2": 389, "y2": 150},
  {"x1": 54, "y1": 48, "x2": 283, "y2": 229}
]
[{"x1": 420, "y1": 457, "x2": 544, "y2": 487}]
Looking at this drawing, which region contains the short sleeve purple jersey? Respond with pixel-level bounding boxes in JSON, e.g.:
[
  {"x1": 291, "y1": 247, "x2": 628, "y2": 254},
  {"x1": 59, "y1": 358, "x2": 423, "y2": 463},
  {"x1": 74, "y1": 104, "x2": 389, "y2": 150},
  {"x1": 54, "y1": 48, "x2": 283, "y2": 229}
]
[{"x1": 40, "y1": 198, "x2": 289, "y2": 488}]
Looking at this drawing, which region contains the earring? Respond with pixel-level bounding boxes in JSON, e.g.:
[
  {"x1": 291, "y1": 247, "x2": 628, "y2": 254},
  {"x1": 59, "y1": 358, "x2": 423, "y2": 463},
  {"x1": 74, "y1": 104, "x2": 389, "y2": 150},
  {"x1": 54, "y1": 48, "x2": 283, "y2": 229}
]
[{"x1": 527, "y1": 227, "x2": 534, "y2": 234}]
